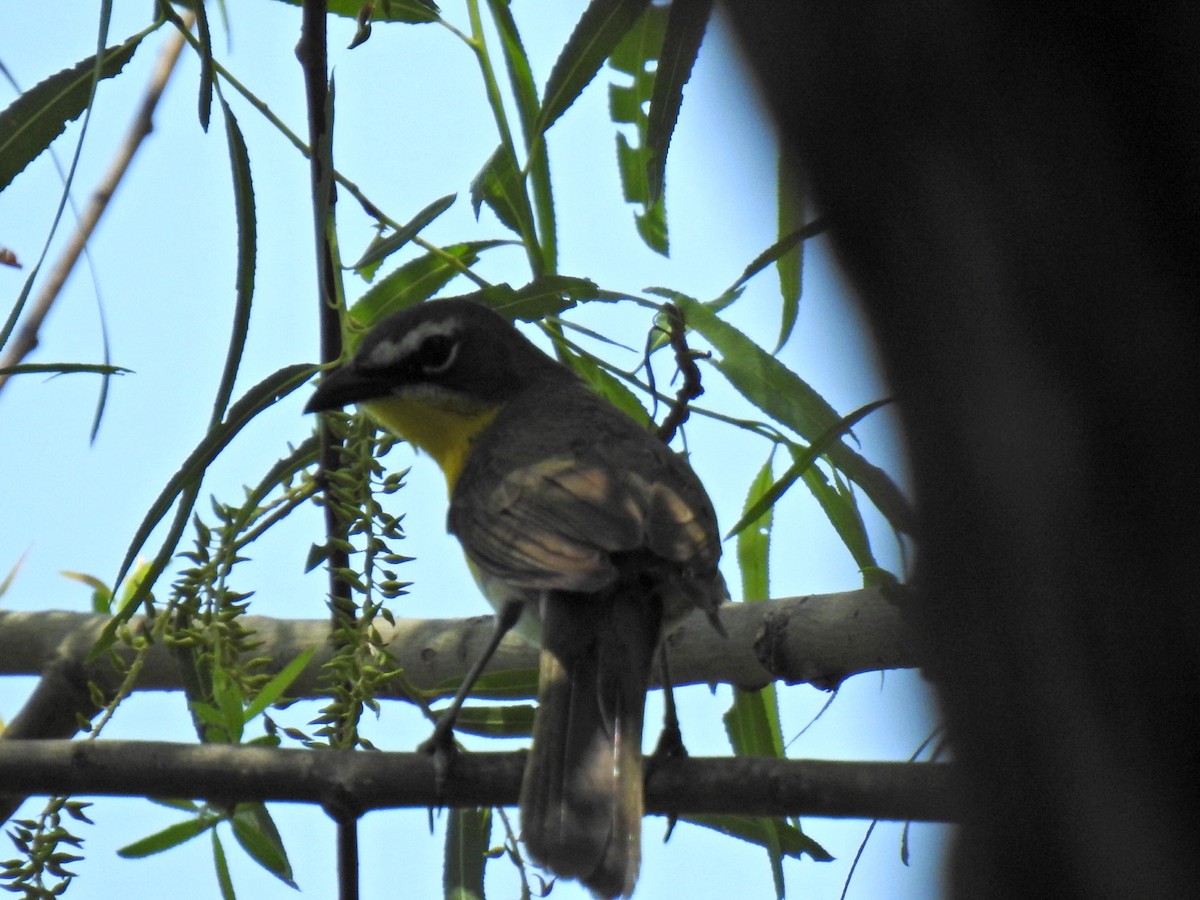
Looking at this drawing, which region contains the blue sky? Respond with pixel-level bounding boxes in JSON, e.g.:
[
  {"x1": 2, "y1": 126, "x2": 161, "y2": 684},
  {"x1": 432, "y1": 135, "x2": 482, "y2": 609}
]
[{"x1": 1, "y1": 2, "x2": 946, "y2": 898}]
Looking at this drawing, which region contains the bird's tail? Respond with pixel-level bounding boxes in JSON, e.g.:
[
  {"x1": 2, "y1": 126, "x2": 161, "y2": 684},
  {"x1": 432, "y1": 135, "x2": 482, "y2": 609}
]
[{"x1": 519, "y1": 586, "x2": 661, "y2": 899}]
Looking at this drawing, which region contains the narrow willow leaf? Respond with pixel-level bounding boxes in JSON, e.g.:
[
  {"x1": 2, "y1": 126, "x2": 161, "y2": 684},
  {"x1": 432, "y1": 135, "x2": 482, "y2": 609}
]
[
  {"x1": 194, "y1": 0, "x2": 215, "y2": 130},
  {"x1": 645, "y1": 0, "x2": 713, "y2": 204},
  {"x1": 485, "y1": 0, "x2": 556, "y2": 270},
  {"x1": 0, "y1": 362, "x2": 129, "y2": 377},
  {"x1": 0, "y1": 553, "x2": 25, "y2": 599},
  {"x1": 450, "y1": 703, "x2": 536, "y2": 738},
  {"x1": 537, "y1": 0, "x2": 652, "y2": 134},
  {"x1": 486, "y1": 0, "x2": 538, "y2": 136},
  {"x1": 736, "y1": 453, "x2": 776, "y2": 602},
  {"x1": 432, "y1": 667, "x2": 539, "y2": 700},
  {"x1": 803, "y1": 464, "x2": 878, "y2": 576},
  {"x1": 211, "y1": 830, "x2": 236, "y2": 900},
  {"x1": 213, "y1": 97, "x2": 256, "y2": 425},
  {"x1": 479, "y1": 274, "x2": 598, "y2": 321},
  {"x1": 725, "y1": 455, "x2": 789, "y2": 895},
  {"x1": 348, "y1": 240, "x2": 510, "y2": 329},
  {"x1": 775, "y1": 155, "x2": 805, "y2": 351},
  {"x1": 725, "y1": 398, "x2": 892, "y2": 540},
  {"x1": 723, "y1": 685, "x2": 784, "y2": 760},
  {"x1": 560, "y1": 347, "x2": 651, "y2": 426},
  {"x1": 609, "y1": 5, "x2": 670, "y2": 255},
  {"x1": 444, "y1": 808, "x2": 491, "y2": 900},
  {"x1": 0, "y1": 30, "x2": 147, "y2": 191},
  {"x1": 672, "y1": 295, "x2": 915, "y2": 535},
  {"x1": 117, "y1": 815, "x2": 219, "y2": 858},
  {"x1": 727, "y1": 220, "x2": 825, "y2": 299},
  {"x1": 270, "y1": 0, "x2": 439, "y2": 24},
  {"x1": 231, "y1": 803, "x2": 296, "y2": 888},
  {"x1": 470, "y1": 145, "x2": 536, "y2": 243},
  {"x1": 349, "y1": 193, "x2": 455, "y2": 276},
  {"x1": 684, "y1": 814, "x2": 832, "y2": 862},
  {"x1": 242, "y1": 648, "x2": 315, "y2": 723}
]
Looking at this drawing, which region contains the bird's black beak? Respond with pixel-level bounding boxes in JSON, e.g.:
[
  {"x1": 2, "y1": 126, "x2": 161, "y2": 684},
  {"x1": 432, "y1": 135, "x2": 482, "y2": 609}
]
[{"x1": 304, "y1": 363, "x2": 389, "y2": 414}]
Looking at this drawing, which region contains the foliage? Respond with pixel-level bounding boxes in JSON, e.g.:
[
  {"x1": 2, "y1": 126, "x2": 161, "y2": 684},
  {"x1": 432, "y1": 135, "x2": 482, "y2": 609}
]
[{"x1": 0, "y1": 1, "x2": 914, "y2": 897}]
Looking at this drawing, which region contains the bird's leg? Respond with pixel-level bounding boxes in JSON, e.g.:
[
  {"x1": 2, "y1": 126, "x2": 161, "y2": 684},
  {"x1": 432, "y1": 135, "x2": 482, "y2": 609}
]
[
  {"x1": 649, "y1": 642, "x2": 687, "y2": 762},
  {"x1": 419, "y1": 600, "x2": 523, "y2": 787}
]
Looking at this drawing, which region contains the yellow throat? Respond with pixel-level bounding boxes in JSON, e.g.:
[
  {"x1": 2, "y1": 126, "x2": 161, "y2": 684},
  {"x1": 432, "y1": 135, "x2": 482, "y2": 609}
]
[{"x1": 362, "y1": 394, "x2": 500, "y2": 491}]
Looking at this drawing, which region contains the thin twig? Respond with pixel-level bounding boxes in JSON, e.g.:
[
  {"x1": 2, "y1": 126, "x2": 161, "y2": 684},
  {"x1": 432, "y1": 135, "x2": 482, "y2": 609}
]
[
  {"x1": 654, "y1": 302, "x2": 707, "y2": 444},
  {"x1": 0, "y1": 21, "x2": 191, "y2": 392}
]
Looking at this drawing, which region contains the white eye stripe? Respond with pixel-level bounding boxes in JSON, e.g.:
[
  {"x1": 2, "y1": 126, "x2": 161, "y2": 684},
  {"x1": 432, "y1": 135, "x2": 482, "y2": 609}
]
[{"x1": 363, "y1": 315, "x2": 463, "y2": 369}]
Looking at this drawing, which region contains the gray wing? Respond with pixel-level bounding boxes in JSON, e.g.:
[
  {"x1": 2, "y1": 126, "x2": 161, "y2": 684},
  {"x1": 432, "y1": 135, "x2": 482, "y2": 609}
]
[{"x1": 450, "y1": 454, "x2": 720, "y2": 595}]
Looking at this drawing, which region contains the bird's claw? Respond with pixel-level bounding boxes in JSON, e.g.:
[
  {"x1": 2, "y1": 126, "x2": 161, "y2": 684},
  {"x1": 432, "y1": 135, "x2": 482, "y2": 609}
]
[
  {"x1": 418, "y1": 718, "x2": 460, "y2": 794},
  {"x1": 648, "y1": 718, "x2": 688, "y2": 769}
]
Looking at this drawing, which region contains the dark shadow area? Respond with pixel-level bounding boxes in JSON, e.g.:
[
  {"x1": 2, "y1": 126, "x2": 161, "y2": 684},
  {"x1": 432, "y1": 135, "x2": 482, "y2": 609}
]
[{"x1": 725, "y1": 3, "x2": 1200, "y2": 897}]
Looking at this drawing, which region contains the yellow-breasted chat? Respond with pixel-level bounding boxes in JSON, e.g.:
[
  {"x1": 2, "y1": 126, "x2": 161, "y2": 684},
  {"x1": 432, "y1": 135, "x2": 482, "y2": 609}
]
[{"x1": 305, "y1": 297, "x2": 727, "y2": 898}]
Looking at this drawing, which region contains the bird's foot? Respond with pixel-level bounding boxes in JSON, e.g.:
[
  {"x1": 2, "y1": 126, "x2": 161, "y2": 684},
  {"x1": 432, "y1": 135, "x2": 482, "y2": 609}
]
[
  {"x1": 418, "y1": 715, "x2": 460, "y2": 793},
  {"x1": 648, "y1": 718, "x2": 688, "y2": 768}
]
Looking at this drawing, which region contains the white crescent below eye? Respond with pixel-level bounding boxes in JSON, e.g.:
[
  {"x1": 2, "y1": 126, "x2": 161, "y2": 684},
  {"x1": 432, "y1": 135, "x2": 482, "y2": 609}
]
[{"x1": 422, "y1": 338, "x2": 460, "y2": 374}]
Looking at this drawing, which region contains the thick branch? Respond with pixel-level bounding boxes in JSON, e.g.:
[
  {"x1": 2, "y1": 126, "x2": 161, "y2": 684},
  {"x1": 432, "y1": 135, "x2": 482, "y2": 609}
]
[
  {"x1": 0, "y1": 740, "x2": 957, "y2": 822},
  {"x1": 0, "y1": 588, "x2": 919, "y2": 707}
]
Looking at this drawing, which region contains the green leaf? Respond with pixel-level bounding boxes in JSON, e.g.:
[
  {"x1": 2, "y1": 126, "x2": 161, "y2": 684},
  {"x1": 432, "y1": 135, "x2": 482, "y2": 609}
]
[
  {"x1": 726, "y1": 219, "x2": 825, "y2": 300},
  {"x1": 0, "y1": 29, "x2": 147, "y2": 192},
  {"x1": 117, "y1": 815, "x2": 220, "y2": 858},
  {"x1": 242, "y1": 648, "x2": 315, "y2": 723},
  {"x1": 486, "y1": 0, "x2": 557, "y2": 271},
  {"x1": 213, "y1": 97, "x2": 256, "y2": 425},
  {"x1": 644, "y1": 0, "x2": 713, "y2": 204},
  {"x1": 537, "y1": 0, "x2": 652, "y2": 134},
  {"x1": 347, "y1": 240, "x2": 510, "y2": 330},
  {"x1": 349, "y1": 193, "x2": 456, "y2": 277},
  {"x1": 0, "y1": 553, "x2": 25, "y2": 600},
  {"x1": 671, "y1": 295, "x2": 916, "y2": 535},
  {"x1": 449, "y1": 703, "x2": 535, "y2": 738},
  {"x1": 684, "y1": 814, "x2": 832, "y2": 863},
  {"x1": 477, "y1": 275, "x2": 599, "y2": 321},
  {"x1": 231, "y1": 803, "x2": 296, "y2": 888},
  {"x1": 431, "y1": 667, "x2": 538, "y2": 701},
  {"x1": 736, "y1": 454, "x2": 776, "y2": 602},
  {"x1": 470, "y1": 145, "x2": 536, "y2": 242},
  {"x1": 194, "y1": 0, "x2": 215, "y2": 130},
  {"x1": 802, "y1": 464, "x2": 879, "y2": 577},
  {"x1": 212, "y1": 830, "x2": 236, "y2": 900},
  {"x1": 212, "y1": 668, "x2": 248, "y2": 743},
  {"x1": 725, "y1": 398, "x2": 892, "y2": 540},
  {"x1": 609, "y1": 5, "x2": 671, "y2": 255},
  {"x1": 444, "y1": 808, "x2": 491, "y2": 900},
  {"x1": 0, "y1": 362, "x2": 130, "y2": 377},
  {"x1": 775, "y1": 156, "x2": 805, "y2": 351},
  {"x1": 560, "y1": 346, "x2": 651, "y2": 427},
  {"x1": 726, "y1": 455, "x2": 790, "y2": 897}
]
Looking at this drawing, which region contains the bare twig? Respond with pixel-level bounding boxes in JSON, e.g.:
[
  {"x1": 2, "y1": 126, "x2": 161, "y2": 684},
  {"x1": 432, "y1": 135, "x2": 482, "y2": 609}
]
[
  {"x1": 0, "y1": 22, "x2": 191, "y2": 392},
  {"x1": 653, "y1": 302, "x2": 707, "y2": 444}
]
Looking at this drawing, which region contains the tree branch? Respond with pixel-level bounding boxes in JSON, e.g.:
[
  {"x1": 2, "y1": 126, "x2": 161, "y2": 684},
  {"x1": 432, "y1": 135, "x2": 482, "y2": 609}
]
[
  {"x1": 0, "y1": 740, "x2": 957, "y2": 823},
  {"x1": 0, "y1": 587, "x2": 919, "y2": 705}
]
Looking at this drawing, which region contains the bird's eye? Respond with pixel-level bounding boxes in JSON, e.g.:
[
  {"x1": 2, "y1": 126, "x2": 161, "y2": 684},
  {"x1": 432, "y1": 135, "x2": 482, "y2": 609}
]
[{"x1": 418, "y1": 333, "x2": 459, "y2": 375}]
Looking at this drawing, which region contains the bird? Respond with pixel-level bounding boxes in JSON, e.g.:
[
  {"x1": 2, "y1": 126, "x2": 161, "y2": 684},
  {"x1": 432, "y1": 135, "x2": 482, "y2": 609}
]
[{"x1": 304, "y1": 296, "x2": 726, "y2": 897}]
